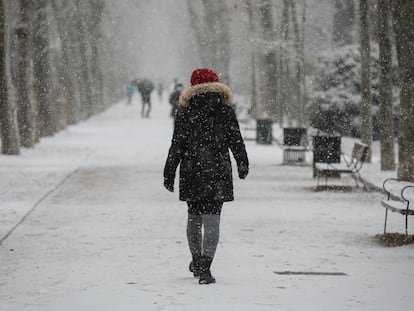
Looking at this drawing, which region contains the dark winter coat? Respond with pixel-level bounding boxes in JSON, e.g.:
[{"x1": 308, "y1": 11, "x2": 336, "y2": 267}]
[
  {"x1": 163, "y1": 82, "x2": 249, "y2": 202},
  {"x1": 136, "y1": 79, "x2": 154, "y2": 103}
]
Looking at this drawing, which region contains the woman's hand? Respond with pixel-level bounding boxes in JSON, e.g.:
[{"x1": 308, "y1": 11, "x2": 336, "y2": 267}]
[
  {"x1": 238, "y1": 164, "x2": 248, "y2": 179},
  {"x1": 163, "y1": 178, "x2": 174, "y2": 192}
]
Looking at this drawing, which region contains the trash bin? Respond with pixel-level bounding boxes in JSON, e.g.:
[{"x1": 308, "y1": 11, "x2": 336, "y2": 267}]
[
  {"x1": 256, "y1": 119, "x2": 273, "y2": 144},
  {"x1": 283, "y1": 128, "x2": 307, "y2": 146},
  {"x1": 283, "y1": 128, "x2": 307, "y2": 164}
]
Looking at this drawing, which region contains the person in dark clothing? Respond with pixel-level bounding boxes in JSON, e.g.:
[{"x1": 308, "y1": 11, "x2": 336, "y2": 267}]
[
  {"x1": 136, "y1": 78, "x2": 154, "y2": 118},
  {"x1": 168, "y1": 83, "x2": 184, "y2": 119},
  {"x1": 163, "y1": 68, "x2": 249, "y2": 285},
  {"x1": 157, "y1": 82, "x2": 163, "y2": 100}
]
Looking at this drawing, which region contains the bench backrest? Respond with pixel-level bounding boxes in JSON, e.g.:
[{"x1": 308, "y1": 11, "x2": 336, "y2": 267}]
[
  {"x1": 351, "y1": 143, "x2": 368, "y2": 162},
  {"x1": 383, "y1": 178, "x2": 414, "y2": 203},
  {"x1": 345, "y1": 142, "x2": 368, "y2": 171},
  {"x1": 312, "y1": 135, "x2": 341, "y2": 163}
]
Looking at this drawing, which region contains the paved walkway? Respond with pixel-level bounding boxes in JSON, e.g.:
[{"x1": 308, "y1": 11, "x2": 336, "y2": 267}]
[{"x1": 0, "y1": 97, "x2": 412, "y2": 310}]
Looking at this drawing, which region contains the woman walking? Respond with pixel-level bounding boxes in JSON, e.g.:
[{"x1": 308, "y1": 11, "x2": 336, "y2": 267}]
[{"x1": 163, "y1": 68, "x2": 249, "y2": 284}]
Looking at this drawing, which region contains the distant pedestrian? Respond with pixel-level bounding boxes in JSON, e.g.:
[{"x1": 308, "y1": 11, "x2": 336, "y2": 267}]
[
  {"x1": 168, "y1": 83, "x2": 183, "y2": 119},
  {"x1": 168, "y1": 77, "x2": 179, "y2": 94},
  {"x1": 126, "y1": 81, "x2": 135, "y2": 105},
  {"x1": 163, "y1": 68, "x2": 249, "y2": 285},
  {"x1": 157, "y1": 82, "x2": 163, "y2": 101},
  {"x1": 136, "y1": 79, "x2": 154, "y2": 118}
]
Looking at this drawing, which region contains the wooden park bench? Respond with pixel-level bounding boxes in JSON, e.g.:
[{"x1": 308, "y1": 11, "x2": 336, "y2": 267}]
[
  {"x1": 313, "y1": 137, "x2": 369, "y2": 189},
  {"x1": 382, "y1": 178, "x2": 414, "y2": 235},
  {"x1": 282, "y1": 127, "x2": 308, "y2": 164}
]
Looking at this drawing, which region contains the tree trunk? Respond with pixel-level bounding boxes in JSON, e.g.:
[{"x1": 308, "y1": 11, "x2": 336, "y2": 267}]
[
  {"x1": 246, "y1": 0, "x2": 259, "y2": 118},
  {"x1": 32, "y1": 0, "x2": 56, "y2": 136},
  {"x1": 358, "y1": 0, "x2": 372, "y2": 160},
  {"x1": 258, "y1": 0, "x2": 278, "y2": 119},
  {"x1": 70, "y1": 2, "x2": 88, "y2": 120},
  {"x1": 186, "y1": 0, "x2": 211, "y2": 67},
  {"x1": 377, "y1": 0, "x2": 395, "y2": 170},
  {"x1": 281, "y1": 0, "x2": 292, "y2": 125},
  {"x1": 246, "y1": 0, "x2": 280, "y2": 120},
  {"x1": 290, "y1": 0, "x2": 304, "y2": 125},
  {"x1": 88, "y1": 0, "x2": 105, "y2": 112},
  {"x1": 186, "y1": 0, "x2": 231, "y2": 85},
  {"x1": 300, "y1": 1, "x2": 307, "y2": 126},
  {"x1": 333, "y1": 0, "x2": 355, "y2": 46},
  {"x1": 0, "y1": 0, "x2": 20, "y2": 154},
  {"x1": 15, "y1": 0, "x2": 35, "y2": 147},
  {"x1": 75, "y1": 0, "x2": 93, "y2": 118},
  {"x1": 391, "y1": 0, "x2": 414, "y2": 181},
  {"x1": 50, "y1": 0, "x2": 81, "y2": 124}
]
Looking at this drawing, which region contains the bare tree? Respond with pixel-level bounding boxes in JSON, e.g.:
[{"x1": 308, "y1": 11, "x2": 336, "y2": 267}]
[
  {"x1": 74, "y1": 0, "x2": 94, "y2": 118},
  {"x1": 358, "y1": 0, "x2": 372, "y2": 160},
  {"x1": 186, "y1": 0, "x2": 209, "y2": 66},
  {"x1": 246, "y1": 0, "x2": 279, "y2": 119},
  {"x1": 0, "y1": 0, "x2": 20, "y2": 154},
  {"x1": 0, "y1": 0, "x2": 128, "y2": 154},
  {"x1": 290, "y1": 0, "x2": 305, "y2": 125},
  {"x1": 333, "y1": 0, "x2": 355, "y2": 46},
  {"x1": 246, "y1": 0, "x2": 260, "y2": 117},
  {"x1": 15, "y1": 0, "x2": 35, "y2": 147},
  {"x1": 52, "y1": 0, "x2": 105, "y2": 124},
  {"x1": 32, "y1": 0, "x2": 56, "y2": 136},
  {"x1": 50, "y1": 0, "x2": 81, "y2": 125},
  {"x1": 391, "y1": 0, "x2": 414, "y2": 180},
  {"x1": 186, "y1": 0, "x2": 231, "y2": 84},
  {"x1": 377, "y1": 0, "x2": 395, "y2": 170},
  {"x1": 46, "y1": 6, "x2": 66, "y2": 132},
  {"x1": 279, "y1": 0, "x2": 290, "y2": 124},
  {"x1": 87, "y1": 0, "x2": 105, "y2": 111},
  {"x1": 276, "y1": 0, "x2": 306, "y2": 126},
  {"x1": 299, "y1": 0, "x2": 307, "y2": 126},
  {"x1": 260, "y1": 0, "x2": 279, "y2": 120}
]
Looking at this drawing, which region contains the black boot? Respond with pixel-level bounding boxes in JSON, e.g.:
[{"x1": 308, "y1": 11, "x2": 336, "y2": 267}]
[
  {"x1": 198, "y1": 256, "x2": 216, "y2": 284},
  {"x1": 189, "y1": 255, "x2": 201, "y2": 277}
]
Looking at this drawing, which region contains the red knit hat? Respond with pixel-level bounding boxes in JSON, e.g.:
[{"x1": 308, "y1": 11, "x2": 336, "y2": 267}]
[{"x1": 190, "y1": 68, "x2": 219, "y2": 86}]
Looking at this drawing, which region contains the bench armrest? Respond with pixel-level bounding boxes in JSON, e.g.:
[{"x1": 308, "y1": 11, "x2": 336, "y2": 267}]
[
  {"x1": 383, "y1": 178, "x2": 414, "y2": 201},
  {"x1": 401, "y1": 185, "x2": 414, "y2": 203}
]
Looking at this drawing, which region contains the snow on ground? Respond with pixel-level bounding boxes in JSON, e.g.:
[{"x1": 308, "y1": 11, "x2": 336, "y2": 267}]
[{"x1": 0, "y1": 92, "x2": 413, "y2": 311}]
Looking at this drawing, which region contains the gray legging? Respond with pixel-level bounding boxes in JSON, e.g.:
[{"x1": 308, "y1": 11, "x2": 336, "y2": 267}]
[{"x1": 187, "y1": 214, "x2": 220, "y2": 259}]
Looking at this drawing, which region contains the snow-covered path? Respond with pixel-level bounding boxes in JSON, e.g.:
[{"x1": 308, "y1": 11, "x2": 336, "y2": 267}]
[{"x1": 0, "y1": 95, "x2": 413, "y2": 311}]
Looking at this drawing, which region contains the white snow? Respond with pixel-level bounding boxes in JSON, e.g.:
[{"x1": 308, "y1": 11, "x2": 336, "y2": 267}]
[{"x1": 0, "y1": 93, "x2": 413, "y2": 311}]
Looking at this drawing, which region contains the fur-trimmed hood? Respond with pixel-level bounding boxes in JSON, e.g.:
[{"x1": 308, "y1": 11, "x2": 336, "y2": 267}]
[{"x1": 179, "y1": 82, "x2": 233, "y2": 107}]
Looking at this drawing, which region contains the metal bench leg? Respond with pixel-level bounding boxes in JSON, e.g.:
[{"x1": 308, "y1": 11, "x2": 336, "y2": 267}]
[
  {"x1": 353, "y1": 172, "x2": 369, "y2": 191},
  {"x1": 351, "y1": 173, "x2": 359, "y2": 188},
  {"x1": 384, "y1": 207, "x2": 389, "y2": 234},
  {"x1": 406, "y1": 214, "x2": 408, "y2": 236},
  {"x1": 361, "y1": 178, "x2": 368, "y2": 191}
]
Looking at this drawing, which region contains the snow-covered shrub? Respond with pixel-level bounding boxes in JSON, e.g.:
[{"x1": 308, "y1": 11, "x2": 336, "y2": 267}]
[{"x1": 308, "y1": 43, "x2": 399, "y2": 139}]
